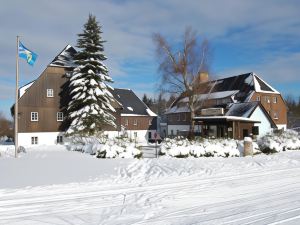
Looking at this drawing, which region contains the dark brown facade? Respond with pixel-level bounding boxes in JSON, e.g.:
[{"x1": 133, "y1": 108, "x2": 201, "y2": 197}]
[{"x1": 18, "y1": 67, "x2": 69, "y2": 132}]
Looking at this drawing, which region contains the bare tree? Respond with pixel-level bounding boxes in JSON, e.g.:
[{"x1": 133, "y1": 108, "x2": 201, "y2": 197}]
[
  {"x1": 0, "y1": 111, "x2": 13, "y2": 138},
  {"x1": 153, "y1": 27, "x2": 212, "y2": 137}
]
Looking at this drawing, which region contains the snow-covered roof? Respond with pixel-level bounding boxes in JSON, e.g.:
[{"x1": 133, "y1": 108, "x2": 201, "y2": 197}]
[
  {"x1": 165, "y1": 105, "x2": 190, "y2": 114},
  {"x1": 193, "y1": 116, "x2": 261, "y2": 123},
  {"x1": 49, "y1": 44, "x2": 77, "y2": 68},
  {"x1": 19, "y1": 80, "x2": 35, "y2": 98},
  {"x1": 111, "y1": 88, "x2": 157, "y2": 117},
  {"x1": 252, "y1": 73, "x2": 279, "y2": 94}
]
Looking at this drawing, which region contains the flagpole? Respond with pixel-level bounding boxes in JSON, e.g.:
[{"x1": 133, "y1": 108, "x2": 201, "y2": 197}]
[{"x1": 15, "y1": 36, "x2": 19, "y2": 158}]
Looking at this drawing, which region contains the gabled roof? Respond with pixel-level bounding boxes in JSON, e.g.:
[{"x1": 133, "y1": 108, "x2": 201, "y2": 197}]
[
  {"x1": 49, "y1": 44, "x2": 77, "y2": 68},
  {"x1": 168, "y1": 72, "x2": 280, "y2": 111},
  {"x1": 225, "y1": 102, "x2": 277, "y2": 128},
  {"x1": 111, "y1": 88, "x2": 157, "y2": 117}
]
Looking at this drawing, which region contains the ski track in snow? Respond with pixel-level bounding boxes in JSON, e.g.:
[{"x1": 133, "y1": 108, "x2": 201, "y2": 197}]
[{"x1": 1, "y1": 153, "x2": 300, "y2": 224}]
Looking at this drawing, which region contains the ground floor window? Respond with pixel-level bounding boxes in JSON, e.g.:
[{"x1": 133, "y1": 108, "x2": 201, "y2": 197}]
[
  {"x1": 57, "y1": 136, "x2": 63, "y2": 144},
  {"x1": 148, "y1": 132, "x2": 152, "y2": 139},
  {"x1": 31, "y1": 137, "x2": 38, "y2": 145}
]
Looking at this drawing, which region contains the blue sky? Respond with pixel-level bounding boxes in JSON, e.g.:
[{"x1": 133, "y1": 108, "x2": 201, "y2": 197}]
[{"x1": 1, "y1": 0, "x2": 300, "y2": 118}]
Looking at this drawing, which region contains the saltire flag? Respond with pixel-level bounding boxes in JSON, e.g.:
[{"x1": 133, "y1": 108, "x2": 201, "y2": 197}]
[{"x1": 18, "y1": 41, "x2": 38, "y2": 66}]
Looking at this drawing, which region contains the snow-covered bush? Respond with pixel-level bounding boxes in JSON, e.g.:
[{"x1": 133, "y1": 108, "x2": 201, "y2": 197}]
[
  {"x1": 161, "y1": 137, "x2": 241, "y2": 158},
  {"x1": 258, "y1": 129, "x2": 300, "y2": 154},
  {"x1": 68, "y1": 134, "x2": 142, "y2": 159}
]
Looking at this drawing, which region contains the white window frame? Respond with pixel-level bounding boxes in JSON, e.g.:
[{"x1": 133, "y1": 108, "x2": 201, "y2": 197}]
[
  {"x1": 47, "y1": 89, "x2": 54, "y2": 97},
  {"x1": 31, "y1": 112, "x2": 38, "y2": 121},
  {"x1": 149, "y1": 119, "x2": 152, "y2": 125},
  {"x1": 125, "y1": 119, "x2": 128, "y2": 126},
  {"x1": 133, "y1": 119, "x2": 137, "y2": 126},
  {"x1": 31, "y1": 136, "x2": 38, "y2": 145},
  {"x1": 273, "y1": 96, "x2": 277, "y2": 103},
  {"x1": 57, "y1": 112, "x2": 63, "y2": 121}
]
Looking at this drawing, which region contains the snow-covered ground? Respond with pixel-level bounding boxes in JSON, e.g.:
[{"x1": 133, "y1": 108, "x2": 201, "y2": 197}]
[{"x1": 1, "y1": 146, "x2": 300, "y2": 224}]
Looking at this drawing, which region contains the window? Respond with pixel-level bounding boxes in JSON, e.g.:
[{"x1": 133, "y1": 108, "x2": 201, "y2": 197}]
[
  {"x1": 177, "y1": 114, "x2": 180, "y2": 121},
  {"x1": 133, "y1": 119, "x2": 137, "y2": 125},
  {"x1": 149, "y1": 119, "x2": 152, "y2": 125},
  {"x1": 148, "y1": 132, "x2": 152, "y2": 139},
  {"x1": 31, "y1": 137, "x2": 38, "y2": 145},
  {"x1": 57, "y1": 136, "x2": 63, "y2": 144},
  {"x1": 273, "y1": 96, "x2": 277, "y2": 103},
  {"x1": 47, "y1": 89, "x2": 54, "y2": 97},
  {"x1": 265, "y1": 96, "x2": 270, "y2": 103},
  {"x1": 134, "y1": 132, "x2": 137, "y2": 137},
  {"x1": 256, "y1": 96, "x2": 260, "y2": 101},
  {"x1": 183, "y1": 113, "x2": 187, "y2": 121},
  {"x1": 171, "y1": 130, "x2": 174, "y2": 136},
  {"x1": 125, "y1": 119, "x2": 128, "y2": 126},
  {"x1": 31, "y1": 112, "x2": 38, "y2": 121},
  {"x1": 57, "y1": 112, "x2": 63, "y2": 121},
  {"x1": 274, "y1": 112, "x2": 278, "y2": 119}
]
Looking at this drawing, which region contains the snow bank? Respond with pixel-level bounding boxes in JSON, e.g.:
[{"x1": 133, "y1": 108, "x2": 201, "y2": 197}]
[
  {"x1": 258, "y1": 129, "x2": 300, "y2": 153},
  {"x1": 68, "y1": 135, "x2": 142, "y2": 158},
  {"x1": 161, "y1": 137, "x2": 242, "y2": 158}
]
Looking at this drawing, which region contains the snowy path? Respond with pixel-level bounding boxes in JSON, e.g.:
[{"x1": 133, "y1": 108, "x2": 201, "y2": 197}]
[{"x1": 1, "y1": 151, "x2": 300, "y2": 224}]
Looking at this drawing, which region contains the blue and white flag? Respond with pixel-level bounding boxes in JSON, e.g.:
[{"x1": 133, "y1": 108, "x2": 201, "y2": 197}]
[{"x1": 18, "y1": 41, "x2": 38, "y2": 66}]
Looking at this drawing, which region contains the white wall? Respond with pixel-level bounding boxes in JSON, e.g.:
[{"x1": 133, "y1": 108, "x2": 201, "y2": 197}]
[
  {"x1": 250, "y1": 107, "x2": 273, "y2": 137},
  {"x1": 19, "y1": 130, "x2": 156, "y2": 146},
  {"x1": 18, "y1": 132, "x2": 65, "y2": 147},
  {"x1": 105, "y1": 130, "x2": 157, "y2": 143},
  {"x1": 276, "y1": 124, "x2": 287, "y2": 130}
]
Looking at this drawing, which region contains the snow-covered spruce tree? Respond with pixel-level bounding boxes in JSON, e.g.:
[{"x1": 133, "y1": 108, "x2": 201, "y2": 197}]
[{"x1": 66, "y1": 14, "x2": 116, "y2": 136}]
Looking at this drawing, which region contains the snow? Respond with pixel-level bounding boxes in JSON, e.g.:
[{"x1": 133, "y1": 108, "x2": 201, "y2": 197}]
[
  {"x1": 1, "y1": 145, "x2": 300, "y2": 224},
  {"x1": 127, "y1": 106, "x2": 133, "y2": 111},
  {"x1": 146, "y1": 108, "x2": 157, "y2": 116}
]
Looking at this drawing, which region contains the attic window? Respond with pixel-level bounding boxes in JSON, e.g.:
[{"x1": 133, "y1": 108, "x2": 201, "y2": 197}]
[
  {"x1": 47, "y1": 89, "x2": 54, "y2": 97},
  {"x1": 256, "y1": 96, "x2": 260, "y2": 101},
  {"x1": 133, "y1": 119, "x2": 137, "y2": 126},
  {"x1": 273, "y1": 96, "x2": 277, "y2": 103}
]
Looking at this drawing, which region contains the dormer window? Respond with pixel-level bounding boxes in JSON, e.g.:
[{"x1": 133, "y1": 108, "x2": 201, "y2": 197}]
[{"x1": 47, "y1": 89, "x2": 54, "y2": 97}]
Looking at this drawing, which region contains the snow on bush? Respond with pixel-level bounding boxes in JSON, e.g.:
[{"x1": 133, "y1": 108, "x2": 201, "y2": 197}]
[
  {"x1": 258, "y1": 129, "x2": 300, "y2": 153},
  {"x1": 68, "y1": 135, "x2": 142, "y2": 159},
  {"x1": 161, "y1": 137, "x2": 241, "y2": 158}
]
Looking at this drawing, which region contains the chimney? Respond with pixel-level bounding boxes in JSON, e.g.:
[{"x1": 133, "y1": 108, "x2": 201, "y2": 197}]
[{"x1": 199, "y1": 72, "x2": 209, "y2": 83}]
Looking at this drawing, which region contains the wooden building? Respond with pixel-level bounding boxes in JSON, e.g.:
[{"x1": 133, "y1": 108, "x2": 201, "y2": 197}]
[
  {"x1": 16, "y1": 45, "x2": 157, "y2": 146},
  {"x1": 165, "y1": 73, "x2": 286, "y2": 139}
]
